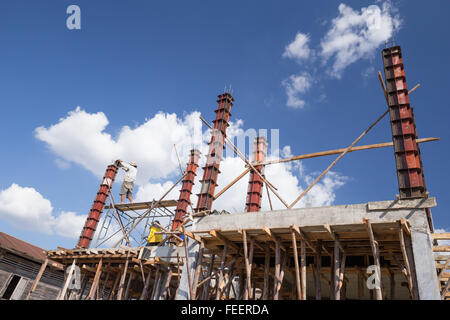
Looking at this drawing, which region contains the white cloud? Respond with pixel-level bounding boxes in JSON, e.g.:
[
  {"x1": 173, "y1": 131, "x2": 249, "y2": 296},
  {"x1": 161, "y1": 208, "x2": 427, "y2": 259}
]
[
  {"x1": 283, "y1": 33, "x2": 313, "y2": 63},
  {"x1": 282, "y1": 72, "x2": 313, "y2": 109},
  {"x1": 53, "y1": 211, "x2": 86, "y2": 238},
  {"x1": 35, "y1": 107, "x2": 205, "y2": 184},
  {"x1": 320, "y1": 2, "x2": 401, "y2": 78},
  {"x1": 0, "y1": 183, "x2": 86, "y2": 238}
]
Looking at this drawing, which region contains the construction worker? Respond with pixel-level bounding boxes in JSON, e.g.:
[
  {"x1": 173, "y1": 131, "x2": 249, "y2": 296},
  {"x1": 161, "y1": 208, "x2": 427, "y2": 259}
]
[
  {"x1": 147, "y1": 221, "x2": 163, "y2": 246},
  {"x1": 118, "y1": 160, "x2": 137, "y2": 204}
]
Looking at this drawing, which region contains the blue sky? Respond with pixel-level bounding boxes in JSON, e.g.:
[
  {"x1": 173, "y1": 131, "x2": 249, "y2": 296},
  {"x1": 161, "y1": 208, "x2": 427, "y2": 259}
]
[{"x1": 0, "y1": 0, "x2": 449, "y2": 249}]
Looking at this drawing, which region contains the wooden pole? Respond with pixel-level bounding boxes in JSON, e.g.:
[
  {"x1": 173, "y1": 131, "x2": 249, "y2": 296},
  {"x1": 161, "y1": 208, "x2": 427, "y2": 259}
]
[
  {"x1": 192, "y1": 240, "x2": 205, "y2": 298},
  {"x1": 259, "y1": 138, "x2": 438, "y2": 166},
  {"x1": 215, "y1": 244, "x2": 228, "y2": 300},
  {"x1": 152, "y1": 270, "x2": 163, "y2": 300},
  {"x1": 108, "y1": 266, "x2": 122, "y2": 300},
  {"x1": 88, "y1": 259, "x2": 103, "y2": 300},
  {"x1": 248, "y1": 238, "x2": 254, "y2": 299},
  {"x1": 387, "y1": 267, "x2": 395, "y2": 300},
  {"x1": 338, "y1": 254, "x2": 347, "y2": 298},
  {"x1": 116, "y1": 254, "x2": 130, "y2": 300},
  {"x1": 402, "y1": 227, "x2": 420, "y2": 300},
  {"x1": 150, "y1": 267, "x2": 161, "y2": 300},
  {"x1": 263, "y1": 246, "x2": 270, "y2": 300},
  {"x1": 26, "y1": 258, "x2": 48, "y2": 300},
  {"x1": 364, "y1": 219, "x2": 383, "y2": 300},
  {"x1": 202, "y1": 254, "x2": 215, "y2": 300},
  {"x1": 160, "y1": 270, "x2": 173, "y2": 300},
  {"x1": 182, "y1": 227, "x2": 194, "y2": 300},
  {"x1": 398, "y1": 222, "x2": 415, "y2": 300},
  {"x1": 108, "y1": 193, "x2": 131, "y2": 246},
  {"x1": 124, "y1": 272, "x2": 134, "y2": 300},
  {"x1": 242, "y1": 230, "x2": 252, "y2": 300},
  {"x1": 333, "y1": 241, "x2": 340, "y2": 300},
  {"x1": 275, "y1": 250, "x2": 288, "y2": 299},
  {"x1": 355, "y1": 266, "x2": 363, "y2": 299},
  {"x1": 300, "y1": 240, "x2": 306, "y2": 300},
  {"x1": 273, "y1": 239, "x2": 281, "y2": 300},
  {"x1": 291, "y1": 228, "x2": 301, "y2": 300},
  {"x1": 315, "y1": 241, "x2": 322, "y2": 300},
  {"x1": 140, "y1": 268, "x2": 153, "y2": 300},
  {"x1": 265, "y1": 181, "x2": 273, "y2": 211},
  {"x1": 288, "y1": 108, "x2": 390, "y2": 209}
]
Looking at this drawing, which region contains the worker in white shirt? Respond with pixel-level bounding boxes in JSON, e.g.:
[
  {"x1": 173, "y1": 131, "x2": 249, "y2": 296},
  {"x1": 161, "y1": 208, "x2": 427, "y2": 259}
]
[{"x1": 118, "y1": 160, "x2": 137, "y2": 204}]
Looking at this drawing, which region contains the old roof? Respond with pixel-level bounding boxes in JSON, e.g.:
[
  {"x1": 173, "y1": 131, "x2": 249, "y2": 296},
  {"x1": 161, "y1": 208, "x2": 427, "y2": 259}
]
[{"x1": 0, "y1": 232, "x2": 62, "y2": 268}]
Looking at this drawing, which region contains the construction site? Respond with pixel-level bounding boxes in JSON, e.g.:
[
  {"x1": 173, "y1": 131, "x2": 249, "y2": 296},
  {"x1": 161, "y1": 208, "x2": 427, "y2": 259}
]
[{"x1": 16, "y1": 45, "x2": 449, "y2": 301}]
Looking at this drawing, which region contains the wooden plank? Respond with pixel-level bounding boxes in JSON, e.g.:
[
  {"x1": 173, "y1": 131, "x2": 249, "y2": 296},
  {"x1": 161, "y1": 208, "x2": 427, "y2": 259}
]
[
  {"x1": 432, "y1": 233, "x2": 450, "y2": 240},
  {"x1": 367, "y1": 197, "x2": 437, "y2": 211},
  {"x1": 438, "y1": 257, "x2": 450, "y2": 280},
  {"x1": 262, "y1": 226, "x2": 286, "y2": 252},
  {"x1": 104, "y1": 199, "x2": 178, "y2": 211},
  {"x1": 433, "y1": 246, "x2": 450, "y2": 252},
  {"x1": 184, "y1": 230, "x2": 203, "y2": 243},
  {"x1": 291, "y1": 229, "x2": 301, "y2": 300},
  {"x1": 210, "y1": 229, "x2": 240, "y2": 251}
]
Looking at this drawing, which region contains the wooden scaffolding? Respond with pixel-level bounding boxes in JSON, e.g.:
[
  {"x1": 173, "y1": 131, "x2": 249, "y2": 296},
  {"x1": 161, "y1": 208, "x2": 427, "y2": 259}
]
[
  {"x1": 43, "y1": 247, "x2": 182, "y2": 300},
  {"x1": 180, "y1": 219, "x2": 431, "y2": 300}
]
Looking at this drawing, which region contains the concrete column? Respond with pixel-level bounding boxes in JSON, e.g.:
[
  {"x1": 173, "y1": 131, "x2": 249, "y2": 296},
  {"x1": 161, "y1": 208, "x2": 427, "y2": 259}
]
[
  {"x1": 175, "y1": 237, "x2": 200, "y2": 300},
  {"x1": 410, "y1": 229, "x2": 440, "y2": 299}
]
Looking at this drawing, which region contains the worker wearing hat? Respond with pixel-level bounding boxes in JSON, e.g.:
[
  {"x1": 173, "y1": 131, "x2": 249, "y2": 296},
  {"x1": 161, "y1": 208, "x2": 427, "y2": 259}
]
[{"x1": 118, "y1": 160, "x2": 138, "y2": 204}]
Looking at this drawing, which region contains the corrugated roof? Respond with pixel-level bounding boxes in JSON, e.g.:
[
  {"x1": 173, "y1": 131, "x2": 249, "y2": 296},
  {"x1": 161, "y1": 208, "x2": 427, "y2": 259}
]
[{"x1": 0, "y1": 232, "x2": 62, "y2": 268}]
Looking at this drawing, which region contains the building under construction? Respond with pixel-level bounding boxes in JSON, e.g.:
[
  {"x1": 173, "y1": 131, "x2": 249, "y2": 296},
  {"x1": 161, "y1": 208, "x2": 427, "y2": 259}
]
[{"x1": 21, "y1": 45, "x2": 449, "y2": 301}]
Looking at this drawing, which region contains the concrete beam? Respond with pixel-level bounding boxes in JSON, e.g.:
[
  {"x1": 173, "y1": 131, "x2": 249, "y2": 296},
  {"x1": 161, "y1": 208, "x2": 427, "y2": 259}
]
[
  {"x1": 367, "y1": 197, "x2": 437, "y2": 211},
  {"x1": 192, "y1": 199, "x2": 431, "y2": 233}
]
